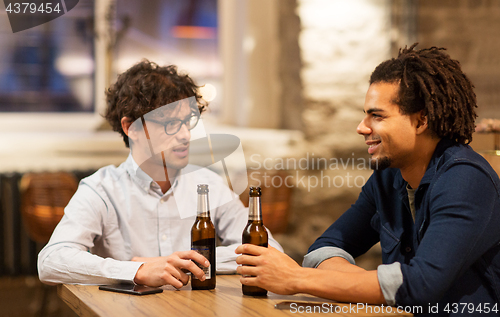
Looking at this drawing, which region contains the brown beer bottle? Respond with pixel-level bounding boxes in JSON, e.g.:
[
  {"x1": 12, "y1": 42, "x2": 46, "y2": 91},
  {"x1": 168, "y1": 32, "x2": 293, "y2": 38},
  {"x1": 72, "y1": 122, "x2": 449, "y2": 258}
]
[
  {"x1": 242, "y1": 186, "x2": 268, "y2": 296},
  {"x1": 191, "y1": 184, "x2": 216, "y2": 290}
]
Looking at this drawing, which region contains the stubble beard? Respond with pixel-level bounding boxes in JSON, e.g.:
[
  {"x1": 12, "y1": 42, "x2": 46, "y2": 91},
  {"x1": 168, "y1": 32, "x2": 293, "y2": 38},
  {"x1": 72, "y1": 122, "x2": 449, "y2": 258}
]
[
  {"x1": 138, "y1": 151, "x2": 188, "y2": 181},
  {"x1": 370, "y1": 156, "x2": 392, "y2": 170}
]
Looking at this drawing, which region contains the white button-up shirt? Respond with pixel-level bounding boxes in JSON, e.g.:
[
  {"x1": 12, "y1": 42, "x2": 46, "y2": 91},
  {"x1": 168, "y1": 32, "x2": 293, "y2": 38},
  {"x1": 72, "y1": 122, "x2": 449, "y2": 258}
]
[{"x1": 38, "y1": 154, "x2": 282, "y2": 285}]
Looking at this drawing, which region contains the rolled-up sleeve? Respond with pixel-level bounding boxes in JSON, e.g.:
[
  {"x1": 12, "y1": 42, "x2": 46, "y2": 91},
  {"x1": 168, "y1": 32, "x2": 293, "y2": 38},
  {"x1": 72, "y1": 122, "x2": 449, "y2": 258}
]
[
  {"x1": 377, "y1": 262, "x2": 403, "y2": 306},
  {"x1": 303, "y1": 246, "x2": 355, "y2": 268},
  {"x1": 303, "y1": 246, "x2": 404, "y2": 306}
]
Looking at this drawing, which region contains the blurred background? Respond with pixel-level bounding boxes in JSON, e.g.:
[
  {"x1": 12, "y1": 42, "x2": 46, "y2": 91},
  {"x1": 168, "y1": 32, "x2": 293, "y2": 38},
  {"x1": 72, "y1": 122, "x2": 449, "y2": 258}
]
[{"x1": 1, "y1": 0, "x2": 500, "y2": 316}]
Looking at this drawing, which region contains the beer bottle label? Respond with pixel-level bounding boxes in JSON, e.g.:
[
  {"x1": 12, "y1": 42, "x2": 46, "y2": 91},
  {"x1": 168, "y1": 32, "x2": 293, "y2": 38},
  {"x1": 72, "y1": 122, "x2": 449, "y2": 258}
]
[{"x1": 192, "y1": 246, "x2": 211, "y2": 279}]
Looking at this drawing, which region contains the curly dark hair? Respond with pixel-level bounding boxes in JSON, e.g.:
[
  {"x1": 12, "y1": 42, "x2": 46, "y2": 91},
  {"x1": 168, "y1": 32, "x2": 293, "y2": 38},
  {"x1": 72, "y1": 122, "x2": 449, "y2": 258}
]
[
  {"x1": 369, "y1": 43, "x2": 477, "y2": 144},
  {"x1": 105, "y1": 60, "x2": 207, "y2": 147}
]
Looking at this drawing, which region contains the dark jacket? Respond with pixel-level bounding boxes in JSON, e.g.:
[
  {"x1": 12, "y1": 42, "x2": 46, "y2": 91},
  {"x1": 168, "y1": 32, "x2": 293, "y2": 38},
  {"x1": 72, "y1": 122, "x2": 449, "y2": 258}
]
[{"x1": 309, "y1": 139, "x2": 500, "y2": 315}]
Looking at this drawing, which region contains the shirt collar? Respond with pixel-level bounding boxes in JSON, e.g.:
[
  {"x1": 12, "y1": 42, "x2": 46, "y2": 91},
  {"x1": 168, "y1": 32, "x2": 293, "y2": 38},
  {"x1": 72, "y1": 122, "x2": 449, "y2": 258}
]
[
  {"x1": 392, "y1": 138, "x2": 458, "y2": 191},
  {"x1": 419, "y1": 138, "x2": 457, "y2": 186},
  {"x1": 124, "y1": 153, "x2": 180, "y2": 193}
]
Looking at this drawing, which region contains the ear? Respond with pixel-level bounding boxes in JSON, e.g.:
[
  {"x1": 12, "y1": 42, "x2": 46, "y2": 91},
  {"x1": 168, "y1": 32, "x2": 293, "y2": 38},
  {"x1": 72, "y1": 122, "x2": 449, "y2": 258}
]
[
  {"x1": 414, "y1": 110, "x2": 428, "y2": 135},
  {"x1": 121, "y1": 117, "x2": 135, "y2": 138}
]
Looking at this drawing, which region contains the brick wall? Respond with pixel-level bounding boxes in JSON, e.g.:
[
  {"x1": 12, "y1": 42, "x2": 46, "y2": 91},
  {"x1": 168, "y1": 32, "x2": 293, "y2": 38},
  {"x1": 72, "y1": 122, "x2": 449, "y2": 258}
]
[
  {"x1": 272, "y1": 0, "x2": 392, "y2": 265},
  {"x1": 417, "y1": 0, "x2": 500, "y2": 119}
]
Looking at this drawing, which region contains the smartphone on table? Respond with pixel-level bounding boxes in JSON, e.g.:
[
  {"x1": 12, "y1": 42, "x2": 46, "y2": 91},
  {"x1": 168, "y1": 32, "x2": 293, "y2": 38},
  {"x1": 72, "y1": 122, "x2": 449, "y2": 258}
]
[{"x1": 99, "y1": 283, "x2": 163, "y2": 295}]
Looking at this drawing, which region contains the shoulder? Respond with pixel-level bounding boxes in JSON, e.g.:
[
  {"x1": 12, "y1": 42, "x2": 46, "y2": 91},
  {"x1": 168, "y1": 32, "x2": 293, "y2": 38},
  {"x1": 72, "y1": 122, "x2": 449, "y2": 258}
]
[
  {"x1": 428, "y1": 144, "x2": 500, "y2": 200},
  {"x1": 78, "y1": 163, "x2": 132, "y2": 201},
  {"x1": 80, "y1": 163, "x2": 129, "y2": 187},
  {"x1": 438, "y1": 144, "x2": 499, "y2": 188},
  {"x1": 70, "y1": 162, "x2": 134, "y2": 212}
]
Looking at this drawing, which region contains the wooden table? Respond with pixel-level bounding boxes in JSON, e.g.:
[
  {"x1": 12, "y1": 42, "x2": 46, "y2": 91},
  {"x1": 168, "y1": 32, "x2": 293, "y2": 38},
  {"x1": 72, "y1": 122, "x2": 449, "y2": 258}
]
[{"x1": 58, "y1": 275, "x2": 413, "y2": 316}]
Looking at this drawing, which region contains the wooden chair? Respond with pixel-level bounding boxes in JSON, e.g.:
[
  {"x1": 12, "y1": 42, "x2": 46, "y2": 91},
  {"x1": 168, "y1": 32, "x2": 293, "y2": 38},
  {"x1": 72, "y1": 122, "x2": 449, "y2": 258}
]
[
  {"x1": 19, "y1": 172, "x2": 78, "y2": 317},
  {"x1": 20, "y1": 172, "x2": 78, "y2": 244}
]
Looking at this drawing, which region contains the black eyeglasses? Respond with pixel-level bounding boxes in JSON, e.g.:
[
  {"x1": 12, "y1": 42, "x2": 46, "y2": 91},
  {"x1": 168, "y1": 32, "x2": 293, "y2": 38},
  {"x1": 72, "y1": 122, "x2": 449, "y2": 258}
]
[{"x1": 146, "y1": 112, "x2": 200, "y2": 135}]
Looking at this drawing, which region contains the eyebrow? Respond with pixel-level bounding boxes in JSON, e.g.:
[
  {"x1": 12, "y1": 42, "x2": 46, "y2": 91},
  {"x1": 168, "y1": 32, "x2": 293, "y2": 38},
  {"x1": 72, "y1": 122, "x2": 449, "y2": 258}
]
[
  {"x1": 153, "y1": 110, "x2": 196, "y2": 122},
  {"x1": 168, "y1": 111, "x2": 196, "y2": 121},
  {"x1": 364, "y1": 108, "x2": 386, "y2": 114}
]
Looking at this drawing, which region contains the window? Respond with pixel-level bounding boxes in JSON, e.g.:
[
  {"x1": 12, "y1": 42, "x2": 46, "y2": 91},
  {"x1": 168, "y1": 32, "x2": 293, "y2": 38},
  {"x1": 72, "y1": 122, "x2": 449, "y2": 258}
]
[
  {"x1": 0, "y1": 1, "x2": 95, "y2": 113},
  {"x1": 0, "y1": 0, "x2": 220, "y2": 132},
  {"x1": 114, "y1": 0, "x2": 221, "y2": 117}
]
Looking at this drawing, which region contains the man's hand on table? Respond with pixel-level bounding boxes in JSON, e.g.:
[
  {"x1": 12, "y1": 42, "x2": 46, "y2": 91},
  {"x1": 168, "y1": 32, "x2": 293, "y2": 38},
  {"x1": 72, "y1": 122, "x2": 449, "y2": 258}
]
[{"x1": 132, "y1": 251, "x2": 209, "y2": 288}]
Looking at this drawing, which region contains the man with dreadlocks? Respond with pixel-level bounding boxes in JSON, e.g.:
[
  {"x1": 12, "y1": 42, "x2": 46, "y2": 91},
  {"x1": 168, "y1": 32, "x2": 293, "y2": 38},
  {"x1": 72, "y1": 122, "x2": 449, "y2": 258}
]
[{"x1": 235, "y1": 44, "x2": 500, "y2": 315}]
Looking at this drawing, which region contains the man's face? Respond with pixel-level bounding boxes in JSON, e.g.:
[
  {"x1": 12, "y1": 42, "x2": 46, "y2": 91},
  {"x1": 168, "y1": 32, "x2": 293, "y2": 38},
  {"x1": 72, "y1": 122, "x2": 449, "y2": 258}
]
[
  {"x1": 145, "y1": 100, "x2": 195, "y2": 172},
  {"x1": 128, "y1": 99, "x2": 199, "y2": 178},
  {"x1": 357, "y1": 82, "x2": 420, "y2": 170}
]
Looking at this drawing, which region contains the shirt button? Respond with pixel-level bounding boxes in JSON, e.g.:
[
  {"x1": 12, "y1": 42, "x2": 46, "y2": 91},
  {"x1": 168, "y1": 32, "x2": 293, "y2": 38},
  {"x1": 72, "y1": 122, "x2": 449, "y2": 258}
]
[
  {"x1": 162, "y1": 234, "x2": 167, "y2": 241},
  {"x1": 405, "y1": 247, "x2": 412, "y2": 253}
]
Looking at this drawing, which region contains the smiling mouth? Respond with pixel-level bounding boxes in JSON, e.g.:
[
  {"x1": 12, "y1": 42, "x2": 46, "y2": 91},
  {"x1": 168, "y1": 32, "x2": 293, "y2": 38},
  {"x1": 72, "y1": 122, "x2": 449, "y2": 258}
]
[{"x1": 366, "y1": 140, "x2": 381, "y2": 155}]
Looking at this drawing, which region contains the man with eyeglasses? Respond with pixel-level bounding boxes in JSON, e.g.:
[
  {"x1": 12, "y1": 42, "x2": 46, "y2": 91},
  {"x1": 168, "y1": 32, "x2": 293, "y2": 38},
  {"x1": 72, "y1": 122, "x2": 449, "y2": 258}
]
[{"x1": 38, "y1": 60, "x2": 282, "y2": 288}]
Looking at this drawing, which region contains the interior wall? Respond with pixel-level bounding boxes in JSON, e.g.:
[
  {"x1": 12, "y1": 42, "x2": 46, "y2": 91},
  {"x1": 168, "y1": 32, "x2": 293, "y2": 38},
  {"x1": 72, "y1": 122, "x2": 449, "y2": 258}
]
[
  {"x1": 416, "y1": 0, "x2": 500, "y2": 120},
  {"x1": 272, "y1": 0, "x2": 392, "y2": 264},
  {"x1": 274, "y1": 0, "x2": 500, "y2": 265}
]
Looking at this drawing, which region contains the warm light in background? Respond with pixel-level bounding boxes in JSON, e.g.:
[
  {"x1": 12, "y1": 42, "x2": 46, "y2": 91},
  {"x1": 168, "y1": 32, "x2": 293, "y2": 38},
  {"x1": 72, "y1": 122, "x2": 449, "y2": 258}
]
[
  {"x1": 199, "y1": 83, "x2": 217, "y2": 102},
  {"x1": 55, "y1": 56, "x2": 94, "y2": 77},
  {"x1": 171, "y1": 26, "x2": 217, "y2": 39}
]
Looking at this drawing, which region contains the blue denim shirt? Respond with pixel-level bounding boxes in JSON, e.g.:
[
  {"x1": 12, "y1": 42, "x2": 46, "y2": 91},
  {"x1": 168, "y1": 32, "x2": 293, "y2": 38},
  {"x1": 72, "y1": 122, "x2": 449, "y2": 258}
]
[{"x1": 307, "y1": 139, "x2": 500, "y2": 315}]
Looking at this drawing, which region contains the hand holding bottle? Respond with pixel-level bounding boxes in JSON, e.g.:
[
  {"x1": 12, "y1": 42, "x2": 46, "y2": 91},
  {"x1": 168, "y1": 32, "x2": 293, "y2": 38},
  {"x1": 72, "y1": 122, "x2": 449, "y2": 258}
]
[
  {"x1": 132, "y1": 251, "x2": 209, "y2": 288},
  {"x1": 191, "y1": 184, "x2": 216, "y2": 290},
  {"x1": 235, "y1": 244, "x2": 302, "y2": 296}
]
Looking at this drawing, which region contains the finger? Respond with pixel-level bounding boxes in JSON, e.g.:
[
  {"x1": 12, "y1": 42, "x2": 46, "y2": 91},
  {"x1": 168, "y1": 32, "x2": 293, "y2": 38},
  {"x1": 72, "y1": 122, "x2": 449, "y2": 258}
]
[
  {"x1": 239, "y1": 244, "x2": 266, "y2": 256},
  {"x1": 167, "y1": 253, "x2": 208, "y2": 274},
  {"x1": 236, "y1": 254, "x2": 259, "y2": 266},
  {"x1": 165, "y1": 265, "x2": 190, "y2": 285},
  {"x1": 177, "y1": 250, "x2": 210, "y2": 267},
  {"x1": 236, "y1": 265, "x2": 258, "y2": 277},
  {"x1": 235, "y1": 244, "x2": 244, "y2": 254},
  {"x1": 180, "y1": 259, "x2": 207, "y2": 281},
  {"x1": 239, "y1": 275, "x2": 259, "y2": 287},
  {"x1": 164, "y1": 274, "x2": 184, "y2": 289},
  {"x1": 174, "y1": 268, "x2": 190, "y2": 285},
  {"x1": 161, "y1": 263, "x2": 190, "y2": 288}
]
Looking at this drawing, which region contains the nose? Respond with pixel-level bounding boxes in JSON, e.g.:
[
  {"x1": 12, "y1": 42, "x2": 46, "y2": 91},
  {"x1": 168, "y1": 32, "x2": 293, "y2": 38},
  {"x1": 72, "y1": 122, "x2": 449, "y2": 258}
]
[
  {"x1": 176, "y1": 121, "x2": 190, "y2": 141},
  {"x1": 356, "y1": 117, "x2": 372, "y2": 136}
]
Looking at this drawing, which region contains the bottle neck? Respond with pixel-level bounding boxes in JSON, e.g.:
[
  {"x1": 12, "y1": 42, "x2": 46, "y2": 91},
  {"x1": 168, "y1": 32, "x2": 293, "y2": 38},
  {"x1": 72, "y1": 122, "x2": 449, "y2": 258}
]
[
  {"x1": 248, "y1": 196, "x2": 262, "y2": 221},
  {"x1": 197, "y1": 193, "x2": 210, "y2": 217}
]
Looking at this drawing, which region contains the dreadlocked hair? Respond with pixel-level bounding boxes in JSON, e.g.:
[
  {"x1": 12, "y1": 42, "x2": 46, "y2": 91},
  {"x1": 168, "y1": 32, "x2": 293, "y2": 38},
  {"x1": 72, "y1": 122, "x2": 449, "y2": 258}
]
[{"x1": 369, "y1": 43, "x2": 477, "y2": 144}]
